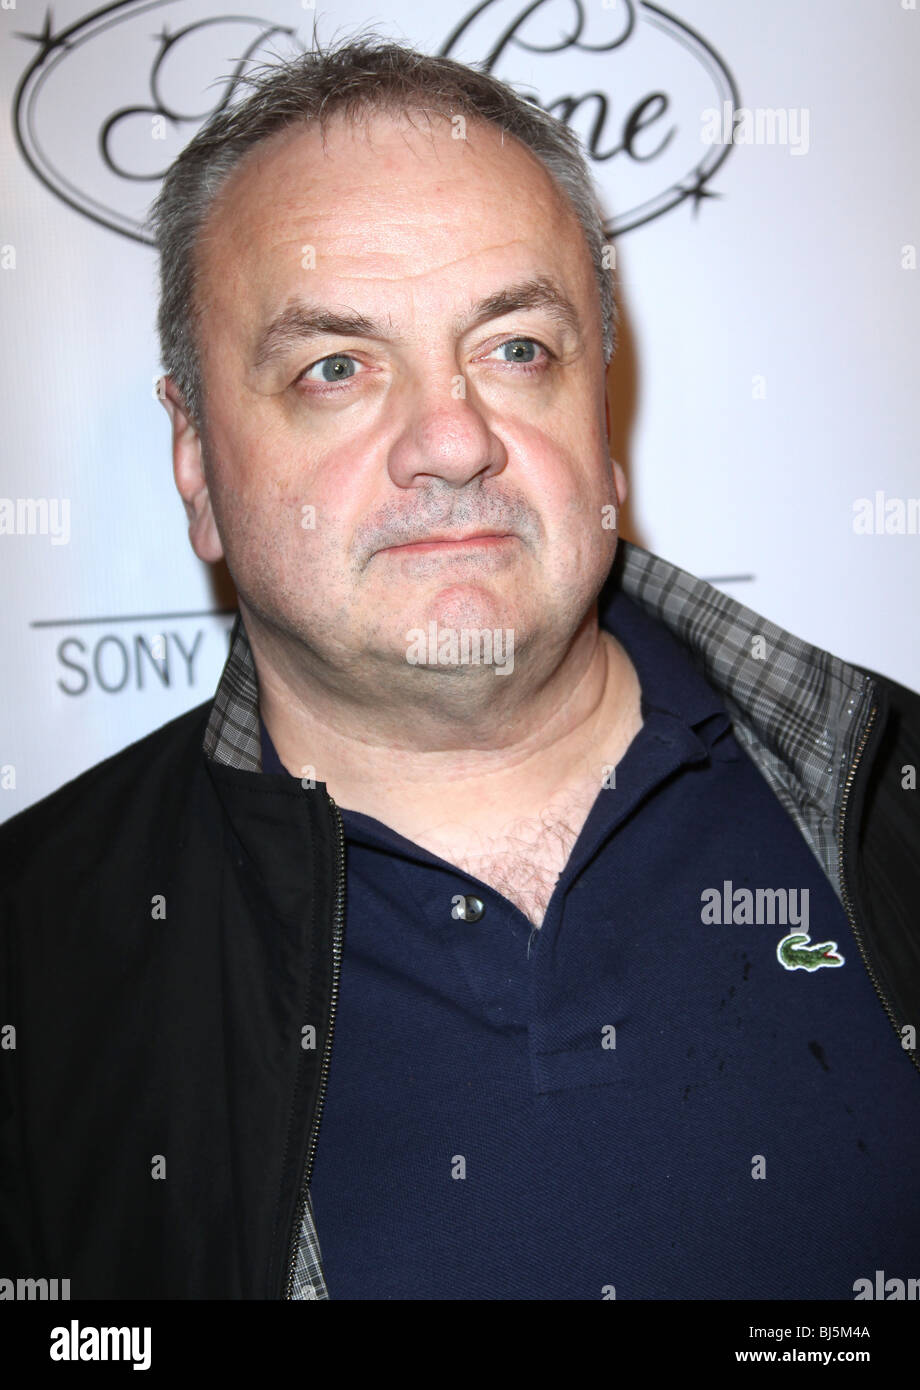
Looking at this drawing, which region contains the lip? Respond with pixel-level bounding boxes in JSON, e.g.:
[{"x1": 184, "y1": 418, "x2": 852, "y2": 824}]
[{"x1": 378, "y1": 532, "x2": 515, "y2": 556}]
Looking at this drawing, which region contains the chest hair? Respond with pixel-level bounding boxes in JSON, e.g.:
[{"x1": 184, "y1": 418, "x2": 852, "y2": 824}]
[{"x1": 432, "y1": 790, "x2": 597, "y2": 930}]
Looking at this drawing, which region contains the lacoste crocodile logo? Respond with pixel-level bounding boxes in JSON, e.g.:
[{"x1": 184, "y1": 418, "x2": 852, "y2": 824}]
[{"x1": 777, "y1": 932, "x2": 844, "y2": 971}]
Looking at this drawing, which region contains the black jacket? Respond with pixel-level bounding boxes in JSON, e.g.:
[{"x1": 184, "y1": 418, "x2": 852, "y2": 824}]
[{"x1": 2, "y1": 542, "x2": 919, "y2": 1299}]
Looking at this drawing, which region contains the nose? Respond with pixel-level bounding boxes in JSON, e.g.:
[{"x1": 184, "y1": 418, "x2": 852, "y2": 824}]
[{"x1": 386, "y1": 371, "x2": 508, "y2": 489}]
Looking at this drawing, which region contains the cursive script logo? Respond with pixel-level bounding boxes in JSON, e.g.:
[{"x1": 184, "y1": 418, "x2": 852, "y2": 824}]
[
  {"x1": 12, "y1": 0, "x2": 738, "y2": 242},
  {"x1": 440, "y1": 0, "x2": 739, "y2": 233},
  {"x1": 13, "y1": 1, "x2": 307, "y2": 243}
]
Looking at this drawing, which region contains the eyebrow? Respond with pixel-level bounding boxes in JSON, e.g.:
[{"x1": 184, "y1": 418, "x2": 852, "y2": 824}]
[{"x1": 250, "y1": 275, "x2": 582, "y2": 371}]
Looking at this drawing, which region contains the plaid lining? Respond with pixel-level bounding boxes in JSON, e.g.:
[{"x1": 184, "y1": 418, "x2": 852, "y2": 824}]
[
  {"x1": 289, "y1": 1190, "x2": 328, "y2": 1301},
  {"x1": 202, "y1": 539, "x2": 876, "y2": 1301},
  {"x1": 615, "y1": 545, "x2": 875, "y2": 891}
]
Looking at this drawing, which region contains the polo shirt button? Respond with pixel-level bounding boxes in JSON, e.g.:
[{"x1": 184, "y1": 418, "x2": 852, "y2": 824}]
[{"x1": 452, "y1": 894, "x2": 485, "y2": 922}]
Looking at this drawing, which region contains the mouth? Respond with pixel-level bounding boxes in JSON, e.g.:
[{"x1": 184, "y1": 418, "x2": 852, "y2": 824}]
[{"x1": 377, "y1": 531, "x2": 516, "y2": 556}]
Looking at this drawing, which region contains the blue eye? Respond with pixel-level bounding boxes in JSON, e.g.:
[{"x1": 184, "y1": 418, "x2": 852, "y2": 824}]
[
  {"x1": 498, "y1": 339, "x2": 539, "y2": 363},
  {"x1": 303, "y1": 354, "x2": 358, "y2": 383},
  {"x1": 485, "y1": 338, "x2": 551, "y2": 368}
]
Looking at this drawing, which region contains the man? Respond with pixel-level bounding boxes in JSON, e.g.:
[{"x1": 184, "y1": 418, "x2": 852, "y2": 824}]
[{"x1": 1, "y1": 37, "x2": 919, "y2": 1302}]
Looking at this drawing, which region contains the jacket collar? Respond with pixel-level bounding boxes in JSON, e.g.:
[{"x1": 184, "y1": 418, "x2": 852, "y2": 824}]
[{"x1": 203, "y1": 540, "x2": 877, "y2": 899}]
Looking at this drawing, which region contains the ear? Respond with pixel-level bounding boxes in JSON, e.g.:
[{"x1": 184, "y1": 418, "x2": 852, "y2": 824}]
[
  {"x1": 612, "y1": 456, "x2": 628, "y2": 507},
  {"x1": 157, "y1": 376, "x2": 224, "y2": 564},
  {"x1": 604, "y1": 397, "x2": 628, "y2": 501}
]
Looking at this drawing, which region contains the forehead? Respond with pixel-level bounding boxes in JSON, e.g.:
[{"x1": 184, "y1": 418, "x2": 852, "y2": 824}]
[{"x1": 193, "y1": 109, "x2": 594, "y2": 329}]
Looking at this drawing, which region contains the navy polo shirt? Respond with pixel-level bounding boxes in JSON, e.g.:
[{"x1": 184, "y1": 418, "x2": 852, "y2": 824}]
[{"x1": 261, "y1": 591, "x2": 920, "y2": 1300}]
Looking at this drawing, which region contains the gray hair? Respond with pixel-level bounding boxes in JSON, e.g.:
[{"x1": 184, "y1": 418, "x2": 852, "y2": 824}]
[{"x1": 144, "y1": 32, "x2": 617, "y2": 432}]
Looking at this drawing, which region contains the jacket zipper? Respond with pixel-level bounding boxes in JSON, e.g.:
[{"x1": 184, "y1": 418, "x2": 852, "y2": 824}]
[
  {"x1": 837, "y1": 701, "x2": 920, "y2": 1078},
  {"x1": 282, "y1": 793, "x2": 346, "y2": 1298}
]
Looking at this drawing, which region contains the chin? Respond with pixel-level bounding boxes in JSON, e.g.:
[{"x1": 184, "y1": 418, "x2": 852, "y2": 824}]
[{"x1": 418, "y1": 585, "x2": 518, "y2": 633}]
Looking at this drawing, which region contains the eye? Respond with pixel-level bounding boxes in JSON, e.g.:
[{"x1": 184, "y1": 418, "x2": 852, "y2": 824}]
[
  {"x1": 298, "y1": 353, "x2": 360, "y2": 385},
  {"x1": 484, "y1": 338, "x2": 550, "y2": 368}
]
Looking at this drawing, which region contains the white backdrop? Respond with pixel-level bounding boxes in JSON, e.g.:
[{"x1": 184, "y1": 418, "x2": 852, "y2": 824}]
[{"x1": 2, "y1": 0, "x2": 918, "y2": 820}]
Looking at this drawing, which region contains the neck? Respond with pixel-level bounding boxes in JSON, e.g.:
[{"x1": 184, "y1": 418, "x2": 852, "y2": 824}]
[{"x1": 246, "y1": 601, "x2": 642, "y2": 840}]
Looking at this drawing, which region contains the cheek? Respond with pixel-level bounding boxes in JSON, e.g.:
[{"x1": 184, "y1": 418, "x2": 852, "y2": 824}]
[
  {"x1": 545, "y1": 473, "x2": 618, "y2": 588},
  {"x1": 551, "y1": 459, "x2": 617, "y2": 531},
  {"x1": 203, "y1": 425, "x2": 313, "y2": 540},
  {"x1": 199, "y1": 452, "x2": 305, "y2": 585}
]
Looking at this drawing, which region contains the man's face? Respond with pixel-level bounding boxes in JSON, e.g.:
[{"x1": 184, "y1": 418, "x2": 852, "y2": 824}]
[{"x1": 179, "y1": 109, "x2": 622, "y2": 689}]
